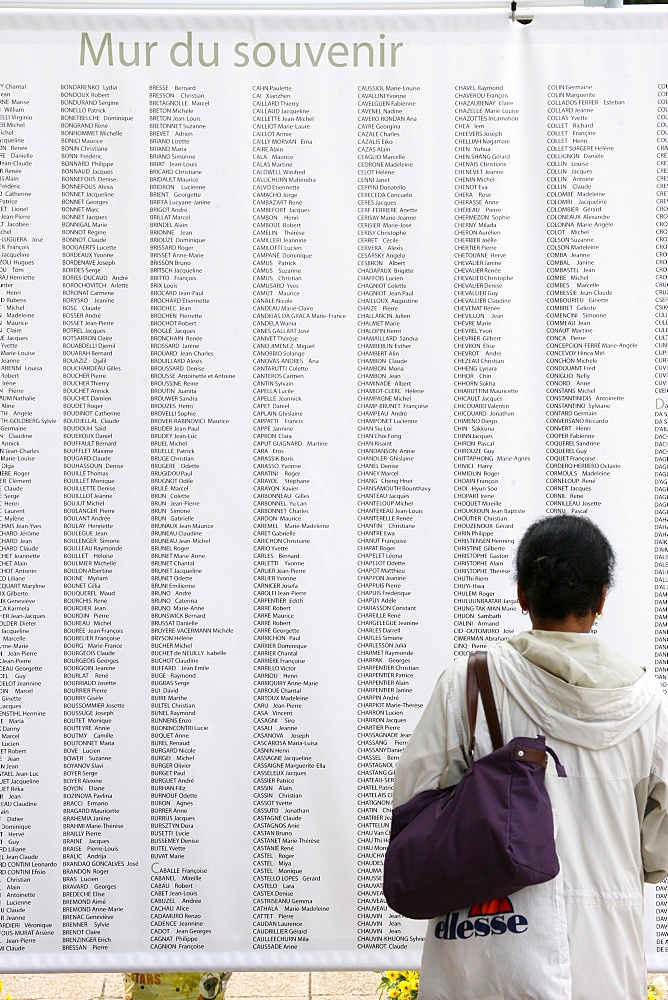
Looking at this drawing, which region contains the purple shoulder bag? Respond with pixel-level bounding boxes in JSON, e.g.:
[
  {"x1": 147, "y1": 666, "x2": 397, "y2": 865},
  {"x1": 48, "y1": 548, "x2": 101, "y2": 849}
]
[{"x1": 383, "y1": 651, "x2": 566, "y2": 920}]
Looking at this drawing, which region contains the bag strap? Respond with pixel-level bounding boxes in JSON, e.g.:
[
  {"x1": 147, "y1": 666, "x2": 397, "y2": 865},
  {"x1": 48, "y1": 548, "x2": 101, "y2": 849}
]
[{"x1": 466, "y1": 651, "x2": 503, "y2": 756}]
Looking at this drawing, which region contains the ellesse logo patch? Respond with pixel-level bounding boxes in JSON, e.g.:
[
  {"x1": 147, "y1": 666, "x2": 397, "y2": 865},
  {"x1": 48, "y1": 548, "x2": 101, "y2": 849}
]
[{"x1": 434, "y1": 898, "x2": 529, "y2": 940}]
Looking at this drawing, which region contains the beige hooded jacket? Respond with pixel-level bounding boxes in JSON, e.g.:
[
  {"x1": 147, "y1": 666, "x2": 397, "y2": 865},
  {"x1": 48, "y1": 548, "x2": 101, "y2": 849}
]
[{"x1": 392, "y1": 632, "x2": 668, "y2": 1000}]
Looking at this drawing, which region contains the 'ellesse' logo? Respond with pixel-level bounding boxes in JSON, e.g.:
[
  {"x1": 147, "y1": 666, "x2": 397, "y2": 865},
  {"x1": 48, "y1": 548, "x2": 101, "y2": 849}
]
[{"x1": 434, "y1": 898, "x2": 528, "y2": 940}]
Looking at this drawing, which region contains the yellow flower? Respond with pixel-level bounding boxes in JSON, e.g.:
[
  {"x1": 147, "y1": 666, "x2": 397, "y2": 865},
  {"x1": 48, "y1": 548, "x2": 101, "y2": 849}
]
[
  {"x1": 650, "y1": 976, "x2": 668, "y2": 1000},
  {"x1": 379, "y1": 969, "x2": 419, "y2": 1000}
]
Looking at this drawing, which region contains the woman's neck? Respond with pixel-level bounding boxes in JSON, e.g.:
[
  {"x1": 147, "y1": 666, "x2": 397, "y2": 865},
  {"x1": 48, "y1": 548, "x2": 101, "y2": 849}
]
[{"x1": 528, "y1": 612, "x2": 595, "y2": 634}]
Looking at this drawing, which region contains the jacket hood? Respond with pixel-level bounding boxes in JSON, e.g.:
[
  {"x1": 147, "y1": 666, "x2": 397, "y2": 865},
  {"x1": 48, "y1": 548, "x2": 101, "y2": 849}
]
[{"x1": 496, "y1": 631, "x2": 661, "y2": 749}]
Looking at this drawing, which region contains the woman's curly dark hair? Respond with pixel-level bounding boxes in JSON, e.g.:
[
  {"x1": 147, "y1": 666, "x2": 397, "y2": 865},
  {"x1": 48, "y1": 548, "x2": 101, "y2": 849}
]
[{"x1": 515, "y1": 515, "x2": 615, "y2": 621}]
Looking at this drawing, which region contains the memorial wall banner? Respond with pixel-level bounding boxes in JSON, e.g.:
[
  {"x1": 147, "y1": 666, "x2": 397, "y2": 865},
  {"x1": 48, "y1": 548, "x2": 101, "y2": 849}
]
[{"x1": 2, "y1": 0, "x2": 668, "y2": 972}]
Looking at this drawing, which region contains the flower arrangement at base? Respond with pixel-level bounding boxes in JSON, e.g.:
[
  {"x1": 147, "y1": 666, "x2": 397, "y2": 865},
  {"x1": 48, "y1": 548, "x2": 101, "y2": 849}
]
[
  {"x1": 377, "y1": 971, "x2": 419, "y2": 1000},
  {"x1": 379, "y1": 970, "x2": 668, "y2": 999},
  {"x1": 649, "y1": 975, "x2": 668, "y2": 1000}
]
